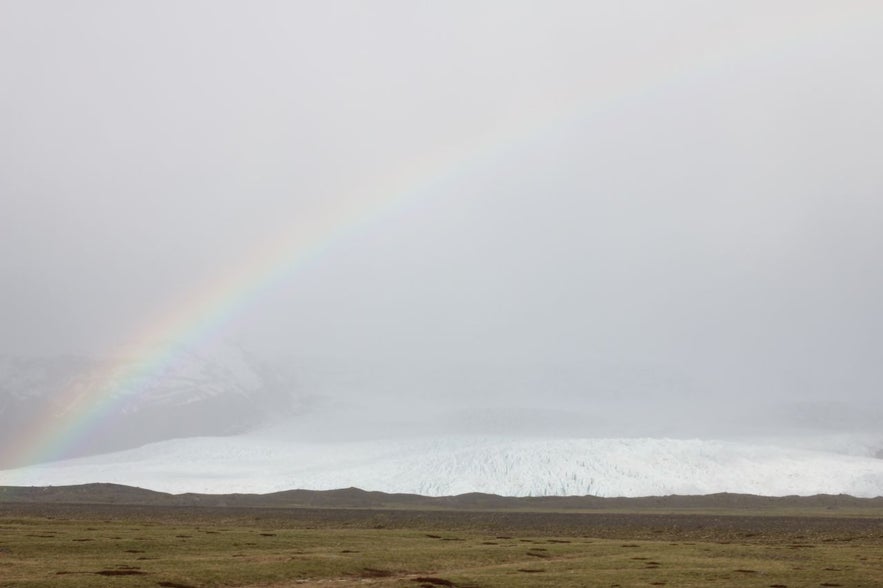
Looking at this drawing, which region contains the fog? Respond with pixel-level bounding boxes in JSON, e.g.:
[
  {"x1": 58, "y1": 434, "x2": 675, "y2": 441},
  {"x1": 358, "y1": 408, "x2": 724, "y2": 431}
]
[{"x1": 3, "y1": 1, "x2": 883, "y2": 448}]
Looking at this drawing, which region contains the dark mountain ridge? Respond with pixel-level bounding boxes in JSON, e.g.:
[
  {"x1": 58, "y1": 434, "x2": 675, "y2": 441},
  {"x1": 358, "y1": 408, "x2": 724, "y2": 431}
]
[{"x1": 2, "y1": 483, "x2": 882, "y2": 512}]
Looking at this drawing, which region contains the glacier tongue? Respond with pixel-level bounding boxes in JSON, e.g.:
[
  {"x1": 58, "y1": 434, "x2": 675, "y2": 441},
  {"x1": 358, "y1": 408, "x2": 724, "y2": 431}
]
[{"x1": 2, "y1": 434, "x2": 882, "y2": 498}]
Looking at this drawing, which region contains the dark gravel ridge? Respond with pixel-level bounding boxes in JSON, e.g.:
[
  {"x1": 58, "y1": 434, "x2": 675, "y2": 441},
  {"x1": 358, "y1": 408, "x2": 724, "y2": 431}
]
[{"x1": 2, "y1": 482, "x2": 882, "y2": 511}]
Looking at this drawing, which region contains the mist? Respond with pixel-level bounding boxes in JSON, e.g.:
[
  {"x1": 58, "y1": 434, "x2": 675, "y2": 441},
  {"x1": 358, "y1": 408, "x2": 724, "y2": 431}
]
[{"x1": 3, "y1": 1, "x2": 883, "y2": 452}]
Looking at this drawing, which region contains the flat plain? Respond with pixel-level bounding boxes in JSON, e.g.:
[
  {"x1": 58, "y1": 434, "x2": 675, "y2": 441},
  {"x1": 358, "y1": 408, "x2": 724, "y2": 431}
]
[{"x1": 2, "y1": 487, "x2": 883, "y2": 587}]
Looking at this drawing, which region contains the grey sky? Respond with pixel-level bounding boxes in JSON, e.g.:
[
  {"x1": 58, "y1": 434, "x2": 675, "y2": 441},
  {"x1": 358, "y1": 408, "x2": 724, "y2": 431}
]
[{"x1": 3, "y1": 1, "x2": 883, "y2": 427}]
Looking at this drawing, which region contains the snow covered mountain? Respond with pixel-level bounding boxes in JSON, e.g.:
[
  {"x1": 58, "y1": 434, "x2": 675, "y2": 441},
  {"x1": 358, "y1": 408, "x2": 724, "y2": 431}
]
[
  {"x1": 0, "y1": 345, "x2": 294, "y2": 467},
  {"x1": 3, "y1": 428, "x2": 882, "y2": 498}
]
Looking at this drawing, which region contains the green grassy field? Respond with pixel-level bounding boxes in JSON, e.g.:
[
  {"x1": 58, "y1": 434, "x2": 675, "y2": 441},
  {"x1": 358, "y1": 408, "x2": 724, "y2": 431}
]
[{"x1": 2, "y1": 504, "x2": 883, "y2": 587}]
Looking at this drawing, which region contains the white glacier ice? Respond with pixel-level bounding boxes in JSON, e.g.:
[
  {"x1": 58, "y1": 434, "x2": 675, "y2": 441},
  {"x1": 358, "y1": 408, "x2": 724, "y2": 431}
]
[{"x1": 2, "y1": 431, "x2": 882, "y2": 497}]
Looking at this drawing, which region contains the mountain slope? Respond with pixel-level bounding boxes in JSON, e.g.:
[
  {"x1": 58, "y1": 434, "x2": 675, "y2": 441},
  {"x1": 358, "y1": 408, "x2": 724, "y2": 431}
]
[
  {"x1": 0, "y1": 346, "x2": 293, "y2": 467},
  {"x1": 4, "y1": 482, "x2": 883, "y2": 511}
]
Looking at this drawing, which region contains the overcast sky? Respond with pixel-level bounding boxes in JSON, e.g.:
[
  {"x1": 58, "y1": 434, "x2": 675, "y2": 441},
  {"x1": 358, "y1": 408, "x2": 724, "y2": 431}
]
[{"x1": 3, "y1": 1, "x2": 883, "y2": 425}]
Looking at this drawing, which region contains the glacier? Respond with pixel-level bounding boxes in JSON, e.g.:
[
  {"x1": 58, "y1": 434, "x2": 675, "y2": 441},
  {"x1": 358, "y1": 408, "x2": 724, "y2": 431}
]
[{"x1": 2, "y1": 431, "x2": 882, "y2": 498}]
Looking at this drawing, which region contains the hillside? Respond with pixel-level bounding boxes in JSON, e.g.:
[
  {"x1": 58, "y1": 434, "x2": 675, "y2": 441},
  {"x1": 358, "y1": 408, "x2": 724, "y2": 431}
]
[
  {"x1": 0, "y1": 346, "x2": 293, "y2": 467},
  {"x1": 3, "y1": 482, "x2": 883, "y2": 513}
]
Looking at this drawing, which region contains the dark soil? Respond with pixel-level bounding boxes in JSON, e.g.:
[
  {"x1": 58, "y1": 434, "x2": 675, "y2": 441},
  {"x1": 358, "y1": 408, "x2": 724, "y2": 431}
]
[{"x1": 2, "y1": 501, "x2": 882, "y2": 544}]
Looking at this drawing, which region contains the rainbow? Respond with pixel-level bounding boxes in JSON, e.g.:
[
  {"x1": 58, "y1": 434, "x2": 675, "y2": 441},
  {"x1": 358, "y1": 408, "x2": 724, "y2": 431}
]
[{"x1": 1, "y1": 11, "x2": 870, "y2": 474}]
